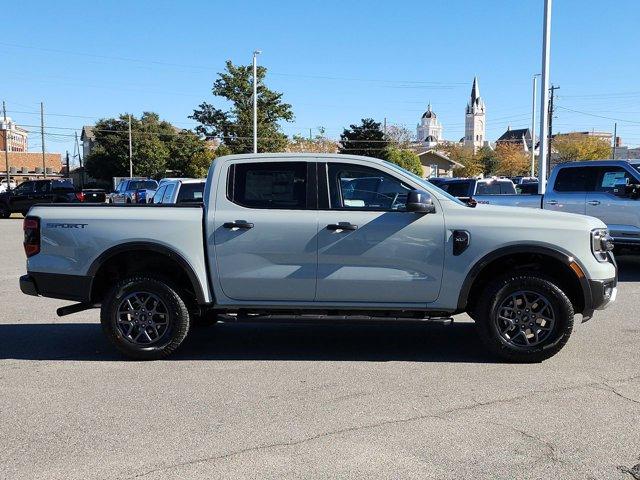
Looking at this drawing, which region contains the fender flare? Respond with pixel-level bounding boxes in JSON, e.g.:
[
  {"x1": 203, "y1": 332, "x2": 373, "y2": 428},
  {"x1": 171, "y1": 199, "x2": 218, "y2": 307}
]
[
  {"x1": 456, "y1": 244, "x2": 591, "y2": 313},
  {"x1": 87, "y1": 241, "x2": 207, "y2": 304}
]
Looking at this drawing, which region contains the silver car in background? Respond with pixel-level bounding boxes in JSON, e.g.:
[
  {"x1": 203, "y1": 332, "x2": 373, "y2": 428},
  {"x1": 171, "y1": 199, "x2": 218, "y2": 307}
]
[{"x1": 150, "y1": 178, "x2": 206, "y2": 204}]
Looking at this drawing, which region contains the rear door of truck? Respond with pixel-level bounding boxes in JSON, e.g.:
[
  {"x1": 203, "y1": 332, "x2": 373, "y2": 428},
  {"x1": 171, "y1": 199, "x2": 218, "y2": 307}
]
[
  {"x1": 543, "y1": 165, "x2": 591, "y2": 215},
  {"x1": 211, "y1": 159, "x2": 318, "y2": 302}
]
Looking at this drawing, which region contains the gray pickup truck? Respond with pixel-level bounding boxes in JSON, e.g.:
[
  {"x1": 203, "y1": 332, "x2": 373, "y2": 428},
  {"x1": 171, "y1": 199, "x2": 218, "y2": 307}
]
[
  {"x1": 480, "y1": 160, "x2": 640, "y2": 248},
  {"x1": 20, "y1": 153, "x2": 617, "y2": 362}
]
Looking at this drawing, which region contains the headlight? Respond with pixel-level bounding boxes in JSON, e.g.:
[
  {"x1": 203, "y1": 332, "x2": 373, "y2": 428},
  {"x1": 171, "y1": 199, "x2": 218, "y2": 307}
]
[{"x1": 591, "y1": 228, "x2": 614, "y2": 262}]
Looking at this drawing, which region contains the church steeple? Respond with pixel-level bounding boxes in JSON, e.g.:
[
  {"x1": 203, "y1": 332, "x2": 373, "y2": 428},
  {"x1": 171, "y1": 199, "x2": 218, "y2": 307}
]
[
  {"x1": 471, "y1": 76, "x2": 479, "y2": 102},
  {"x1": 464, "y1": 77, "x2": 486, "y2": 151}
]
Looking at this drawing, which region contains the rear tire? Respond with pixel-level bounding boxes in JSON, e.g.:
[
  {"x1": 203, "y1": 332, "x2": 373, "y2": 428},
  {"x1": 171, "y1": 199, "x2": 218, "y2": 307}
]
[
  {"x1": 101, "y1": 276, "x2": 190, "y2": 360},
  {"x1": 474, "y1": 272, "x2": 574, "y2": 363}
]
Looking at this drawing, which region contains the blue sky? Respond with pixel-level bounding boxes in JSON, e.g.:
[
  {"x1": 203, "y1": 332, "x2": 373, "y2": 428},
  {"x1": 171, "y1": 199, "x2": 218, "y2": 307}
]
[{"x1": 3, "y1": 0, "x2": 640, "y2": 162}]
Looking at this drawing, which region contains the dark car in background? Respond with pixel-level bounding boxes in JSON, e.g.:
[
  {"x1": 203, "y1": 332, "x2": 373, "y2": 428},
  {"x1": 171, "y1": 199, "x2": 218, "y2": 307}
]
[{"x1": 0, "y1": 179, "x2": 81, "y2": 218}]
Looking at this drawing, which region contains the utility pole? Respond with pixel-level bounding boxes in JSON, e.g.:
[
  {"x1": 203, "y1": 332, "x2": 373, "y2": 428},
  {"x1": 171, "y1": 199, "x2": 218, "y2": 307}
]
[
  {"x1": 75, "y1": 131, "x2": 84, "y2": 189},
  {"x1": 547, "y1": 85, "x2": 559, "y2": 171},
  {"x1": 252, "y1": 50, "x2": 261, "y2": 154},
  {"x1": 2, "y1": 102, "x2": 10, "y2": 189},
  {"x1": 612, "y1": 122, "x2": 617, "y2": 159},
  {"x1": 538, "y1": 0, "x2": 552, "y2": 193},
  {"x1": 531, "y1": 74, "x2": 540, "y2": 177},
  {"x1": 66, "y1": 151, "x2": 70, "y2": 180},
  {"x1": 309, "y1": 128, "x2": 312, "y2": 140},
  {"x1": 40, "y1": 102, "x2": 46, "y2": 178},
  {"x1": 383, "y1": 117, "x2": 387, "y2": 136},
  {"x1": 128, "y1": 114, "x2": 133, "y2": 178}
]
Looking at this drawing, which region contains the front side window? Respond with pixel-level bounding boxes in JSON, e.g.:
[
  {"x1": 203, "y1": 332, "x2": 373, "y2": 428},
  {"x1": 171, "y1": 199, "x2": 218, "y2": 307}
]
[
  {"x1": 327, "y1": 163, "x2": 412, "y2": 211},
  {"x1": 230, "y1": 162, "x2": 307, "y2": 209},
  {"x1": 594, "y1": 167, "x2": 636, "y2": 194},
  {"x1": 152, "y1": 185, "x2": 167, "y2": 204},
  {"x1": 162, "y1": 184, "x2": 176, "y2": 203},
  {"x1": 442, "y1": 181, "x2": 472, "y2": 197},
  {"x1": 476, "y1": 181, "x2": 501, "y2": 195}
]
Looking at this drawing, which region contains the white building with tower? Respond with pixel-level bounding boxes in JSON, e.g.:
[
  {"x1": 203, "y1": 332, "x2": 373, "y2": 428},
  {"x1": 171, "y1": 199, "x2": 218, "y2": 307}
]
[
  {"x1": 463, "y1": 77, "x2": 486, "y2": 151},
  {"x1": 416, "y1": 104, "x2": 443, "y2": 148}
]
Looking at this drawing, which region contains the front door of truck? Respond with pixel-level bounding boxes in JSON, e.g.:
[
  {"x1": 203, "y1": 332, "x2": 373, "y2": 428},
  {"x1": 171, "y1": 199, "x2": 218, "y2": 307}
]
[
  {"x1": 212, "y1": 160, "x2": 318, "y2": 302},
  {"x1": 315, "y1": 162, "x2": 444, "y2": 304},
  {"x1": 11, "y1": 181, "x2": 35, "y2": 213},
  {"x1": 586, "y1": 166, "x2": 640, "y2": 242}
]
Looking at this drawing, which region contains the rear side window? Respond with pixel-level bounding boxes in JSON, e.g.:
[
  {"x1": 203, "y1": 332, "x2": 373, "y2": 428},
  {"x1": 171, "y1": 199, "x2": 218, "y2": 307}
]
[
  {"x1": 129, "y1": 180, "x2": 158, "y2": 190},
  {"x1": 553, "y1": 167, "x2": 597, "y2": 192},
  {"x1": 230, "y1": 162, "x2": 307, "y2": 209},
  {"x1": 51, "y1": 181, "x2": 74, "y2": 192},
  {"x1": 176, "y1": 182, "x2": 205, "y2": 203}
]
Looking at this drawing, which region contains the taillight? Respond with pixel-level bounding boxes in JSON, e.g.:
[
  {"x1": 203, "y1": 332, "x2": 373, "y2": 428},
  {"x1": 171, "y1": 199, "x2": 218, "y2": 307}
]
[
  {"x1": 23, "y1": 216, "x2": 40, "y2": 257},
  {"x1": 75, "y1": 191, "x2": 85, "y2": 202}
]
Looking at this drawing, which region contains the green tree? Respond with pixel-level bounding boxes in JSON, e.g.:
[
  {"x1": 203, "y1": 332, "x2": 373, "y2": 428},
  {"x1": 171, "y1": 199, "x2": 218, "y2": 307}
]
[
  {"x1": 85, "y1": 112, "x2": 213, "y2": 181},
  {"x1": 190, "y1": 60, "x2": 294, "y2": 154},
  {"x1": 477, "y1": 145, "x2": 498, "y2": 176},
  {"x1": 339, "y1": 118, "x2": 388, "y2": 159},
  {"x1": 553, "y1": 133, "x2": 611, "y2": 162},
  {"x1": 385, "y1": 147, "x2": 423, "y2": 176},
  {"x1": 442, "y1": 144, "x2": 483, "y2": 177}
]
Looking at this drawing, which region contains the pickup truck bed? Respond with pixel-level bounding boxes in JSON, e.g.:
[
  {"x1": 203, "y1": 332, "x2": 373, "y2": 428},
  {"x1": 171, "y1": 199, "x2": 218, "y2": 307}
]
[{"x1": 25, "y1": 204, "x2": 210, "y2": 303}]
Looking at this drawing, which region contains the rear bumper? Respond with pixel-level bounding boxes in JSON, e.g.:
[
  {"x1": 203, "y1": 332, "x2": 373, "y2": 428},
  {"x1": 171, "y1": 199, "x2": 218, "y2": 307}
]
[{"x1": 20, "y1": 272, "x2": 92, "y2": 302}]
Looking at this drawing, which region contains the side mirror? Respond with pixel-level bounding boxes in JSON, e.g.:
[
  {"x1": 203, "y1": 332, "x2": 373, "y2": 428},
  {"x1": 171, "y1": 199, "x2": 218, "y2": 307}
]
[{"x1": 406, "y1": 190, "x2": 436, "y2": 214}]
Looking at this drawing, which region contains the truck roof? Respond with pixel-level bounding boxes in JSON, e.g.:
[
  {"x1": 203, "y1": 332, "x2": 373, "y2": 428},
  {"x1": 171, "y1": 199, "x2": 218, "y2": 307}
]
[{"x1": 555, "y1": 159, "x2": 640, "y2": 168}]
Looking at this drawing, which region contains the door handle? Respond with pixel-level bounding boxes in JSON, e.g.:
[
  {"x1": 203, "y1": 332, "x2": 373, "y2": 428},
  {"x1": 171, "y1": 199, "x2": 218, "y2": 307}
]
[
  {"x1": 327, "y1": 223, "x2": 358, "y2": 231},
  {"x1": 223, "y1": 221, "x2": 254, "y2": 229},
  {"x1": 546, "y1": 200, "x2": 558, "y2": 206},
  {"x1": 587, "y1": 200, "x2": 601, "y2": 206}
]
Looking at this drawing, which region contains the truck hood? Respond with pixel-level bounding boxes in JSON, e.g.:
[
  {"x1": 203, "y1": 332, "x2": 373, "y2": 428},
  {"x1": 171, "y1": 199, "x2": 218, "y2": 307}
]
[{"x1": 473, "y1": 202, "x2": 607, "y2": 231}]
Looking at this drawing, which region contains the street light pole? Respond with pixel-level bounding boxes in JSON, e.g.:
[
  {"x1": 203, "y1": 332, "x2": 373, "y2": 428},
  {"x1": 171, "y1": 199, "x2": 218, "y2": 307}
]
[
  {"x1": 2, "y1": 101, "x2": 10, "y2": 189},
  {"x1": 531, "y1": 74, "x2": 540, "y2": 177},
  {"x1": 252, "y1": 50, "x2": 261, "y2": 154},
  {"x1": 538, "y1": 0, "x2": 552, "y2": 194},
  {"x1": 128, "y1": 114, "x2": 133, "y2": 178}
]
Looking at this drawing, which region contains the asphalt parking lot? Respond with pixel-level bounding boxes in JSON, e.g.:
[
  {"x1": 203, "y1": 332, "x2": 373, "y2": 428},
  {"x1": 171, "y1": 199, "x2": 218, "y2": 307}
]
[{"x1": 1, "y1": 218, "x2": 639, "y2": 480}]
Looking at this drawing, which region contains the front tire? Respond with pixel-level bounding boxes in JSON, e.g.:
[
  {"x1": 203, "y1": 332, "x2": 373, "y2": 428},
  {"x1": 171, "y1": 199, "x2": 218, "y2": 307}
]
[
  {"x1": 474, "y1": 273, "x2": 574, "y2": 363},
  {"x1": 101, "y1": 276, "x2": 190, "y2": 360}
]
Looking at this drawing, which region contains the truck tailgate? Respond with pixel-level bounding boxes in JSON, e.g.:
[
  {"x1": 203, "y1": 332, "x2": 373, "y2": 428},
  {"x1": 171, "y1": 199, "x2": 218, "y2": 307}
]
[{"x1": 26, "y1": 204, "x2": 211, "y2": 302}]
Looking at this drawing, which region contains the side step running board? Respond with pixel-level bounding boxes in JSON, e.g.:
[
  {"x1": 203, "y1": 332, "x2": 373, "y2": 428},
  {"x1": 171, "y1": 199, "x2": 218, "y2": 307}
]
[
  {"x1": 57, "y1": 302, "x2": 99, "y2": 317},
  {"x1": 219, "y1": 313, "x2": 454, "y2": 325}
]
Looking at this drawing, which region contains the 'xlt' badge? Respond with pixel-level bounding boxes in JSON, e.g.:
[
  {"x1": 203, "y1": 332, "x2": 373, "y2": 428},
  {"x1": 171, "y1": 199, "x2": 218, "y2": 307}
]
[{"x1": 452, "y1": 230, "x2": 470, "y2": 256}]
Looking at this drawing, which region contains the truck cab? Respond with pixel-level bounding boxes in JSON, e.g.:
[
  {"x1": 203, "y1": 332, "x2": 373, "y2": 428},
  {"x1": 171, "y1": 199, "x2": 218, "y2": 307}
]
[{"x1": 544, "y1": 160, "x2": 640, "y2": 247}]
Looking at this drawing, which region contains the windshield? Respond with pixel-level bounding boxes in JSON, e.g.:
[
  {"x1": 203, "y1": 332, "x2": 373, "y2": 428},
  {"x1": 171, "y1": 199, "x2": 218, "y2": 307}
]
[{"x1": 382, "y1": 161, "x2": 466, "y2": 205}]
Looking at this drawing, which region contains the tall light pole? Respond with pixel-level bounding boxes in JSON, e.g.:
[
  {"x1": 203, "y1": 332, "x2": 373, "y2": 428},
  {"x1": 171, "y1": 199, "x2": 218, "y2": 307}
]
[
  {"x1": 252, "y1": 50, "x2": 261, "y2": 154},
  {"x1": 531, "y1": 74, "x2": 540, "y2": 177},
  {"x1": 2, "y1": 101, "x2": 10, "y2": 189},
  {"x1": 538, "y1": 0, "x2": 552, "y2": 194},
  {"x1": 128, "y1": 114, "x2": 133, "y2": 178}
]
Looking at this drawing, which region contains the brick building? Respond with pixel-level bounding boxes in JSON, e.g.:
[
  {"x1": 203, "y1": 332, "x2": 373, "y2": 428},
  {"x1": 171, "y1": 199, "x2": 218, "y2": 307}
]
[
  {"x1": 1, "y1": 152, "x2": 63, "y2": 180},
  {"x1": 0, "y1": 117, "x2": 28, "y2": 152}
]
